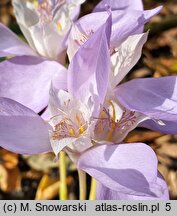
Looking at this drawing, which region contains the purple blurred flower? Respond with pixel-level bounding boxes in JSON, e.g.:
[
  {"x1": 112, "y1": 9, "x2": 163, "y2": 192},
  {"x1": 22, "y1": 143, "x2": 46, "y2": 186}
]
[
  {"x1": 0, "y1": 0, "x2": 86, "y2": 113},
  {"x1": 0, "y1": 12, "x2": 172, "y2": 200}
]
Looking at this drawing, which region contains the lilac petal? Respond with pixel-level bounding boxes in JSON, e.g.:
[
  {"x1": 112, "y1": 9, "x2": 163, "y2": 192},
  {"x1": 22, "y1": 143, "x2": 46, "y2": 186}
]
[
  {"x1": 68, "y1": 14, "x2": 111, "y2": 109},
  {"x1": 115, "y1": 76, "x2": 177, "y2": 122},
  {"x1": 111, "y1": 7, "x2": 162, "y2": 47},
  {"x1": 110, "y1": 32, "x2": 148, "y2": 88},
  {"x1": 97, "y1": 172, "x2": 169, "y2": 200},
  {"x1": 50, "y1": 137, "x2": 77, "y2": 157},
  {"x1": 0, "y1": 97, "x2": 52, "y2": 154},
  {"x1": 78, "y1": 143, "x2": 164, "y2": 197},
  {"x1": 41, "y1": 107, "x2": 50, "y2": 121},
  {"x1": 28, "y1": 23, "x2": 67, "y2": 63},
  {"x1": 140, "y1": 119, "x2": 177, "y2": 135},
  {"x1": 12, "y1": 0, "x2": 38, "y2": 51},
  {"x1": 70, "y1": 0, "x2": 86, "y2": 22},
  {"x1": 94, "y1": 0, "x2": 143, "y2": 12},
  {"x1": 0, "y1": 23, "x2": 36, "y2": 57},
  {"x1": 0, "y1": 56, "x2": 67, "y2": 113}
]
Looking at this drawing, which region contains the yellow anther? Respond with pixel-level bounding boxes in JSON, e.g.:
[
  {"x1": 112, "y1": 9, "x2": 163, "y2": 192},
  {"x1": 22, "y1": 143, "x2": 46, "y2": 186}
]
[
  {"x1": 57, "y1": 21, "x2": 62, "y2": 30},
  {"x1": 69, "y1": 128, "x2": 75, "y2": 136},
  {"x1": 109, "y1": 100, "x2": 116, "y2": 122},
  {"x1": 107, "y1": 122, "x2": 116, "y2": 142},
  {"x1": 31, "y1": 0, "x2": 39, "y2": 8},
  {"x1": 100, "y1": 111, "x2": 106, "y2": 118},
  {"x1": 76, "y1": 114, "x2": 85, "y2": 134},
  {"x1": 107, "y1": 128, "x2": 114, "y2": 142},
  {"x1": 76, "y1": 114, "x2": 81, "y2": 124},
  {"x1": 96, "y1": 123, "x2": 103, "y2": 134},
  {"x1": 79, "y1": 126, "x2": 85, "y2": 134}
]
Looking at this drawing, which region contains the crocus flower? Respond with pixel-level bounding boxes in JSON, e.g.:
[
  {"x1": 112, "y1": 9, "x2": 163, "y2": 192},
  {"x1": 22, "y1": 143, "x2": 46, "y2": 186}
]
[
  {"x1": 67, "y1": 13, "x2": 171, "y2": 200},
  {"x1": 67, "y1": 0, "x2": 161, "y2": 61},
  {"x1": 0, "y1": 0, "x2": 86, "y2": 113},
  {"x1": 12, "y1": 0, "x2": 86, "y2": 62},
  {"x1": 0, "y1": 14, "x2": 171, "y2": 200}
]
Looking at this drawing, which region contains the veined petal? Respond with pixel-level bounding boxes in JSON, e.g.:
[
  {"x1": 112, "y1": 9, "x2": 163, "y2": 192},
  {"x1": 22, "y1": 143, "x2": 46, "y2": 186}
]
[
  {"x1": 115, "y1": 76, "x2": 177, "y2": 122},
  {"x1": 78, "y1": 143, "x2": 164, "y2": 197},
  {"x1": 94, "y1": 0, "x2": 143, "y2": 12},
  {"x1": 12, "y1": 0, "x2": 38, "y2": 27},
  {"x1": 48, "y1": 88, "x2": 74, "y2": 124},
  {"x1": 50, "y1": 136, "x2": 77, "y2": 156},
  {"x1": 12, "y1": 0, "x2": 39, "y2": 50},
  {"x1": 0, "y1": 56, "x2": 67, "y2": 113},
  {"x1": 68, "y1": 14, "x2": 111, "y2": 112},
  {"x1": 0, "y1": 97, "x2": 52, "y2": 154},
  {"x1": 54, "y1": 0, "x2": 86, "y2": 23},
  {"x1": 64, "y1": 135, "x2": 93, "y2": 163},
  {"x1": 110, "y1": 32, "x2": 148, "y2": 88},
  {"x1": 0, "y1": 23, "x2": 36, "y2": 57},
  {"x1": 50, "y1": 135, "x2": 92, "y2": 162},
  {"x1": 29, "y1": 22, "x2": 67, "y2": 62},
  {"x1": 97, "y1": 172, "x2": 169, "y2": 200}
]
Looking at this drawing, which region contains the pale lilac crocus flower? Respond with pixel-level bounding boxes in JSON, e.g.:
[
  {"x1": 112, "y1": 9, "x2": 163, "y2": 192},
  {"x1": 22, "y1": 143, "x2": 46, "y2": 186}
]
[
  {"x1": 68, "y1": 13, "x2": 171, "y2": 200},
  {"x1": 0, "y1": 14, "x2": 171, "y2": 200},
  {"x1": 12, "y1": 0, "x2": 86, "y2": 62},
  {"x1": 67, "y1": 0, "x2": 161, "y2": 61},
  {"x1": 0, "y1": 0, "x2": 85, "y2": 113},
  {"x1": 68, "y1": 7, "x2": 171, "y2": 199}
]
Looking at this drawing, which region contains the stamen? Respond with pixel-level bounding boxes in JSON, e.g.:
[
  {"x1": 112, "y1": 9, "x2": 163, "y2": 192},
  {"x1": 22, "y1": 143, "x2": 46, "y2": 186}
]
[
  {"x1": 109, "y1": 100, "x2": 116, "y2": 121},
  {"x1": 69, "y1": 128, "x2": 75, "y2": 136},
  {"x1": 51, "y1": 110, "x2": 88, "y2": 141},
  {"x1": 94, "y1": 104, "x2": 137, "y2": 143},
  {"x1": 107, "y1": 122, "x2": 116, "y2": 141},
  {"x1": 79, "y1": 125, "x2": 85, "y2": 134},
  {"x1": 35, "y1": 0, "x2": 65, "y2": 24},
  {"x1": 57, "y1": 21, "x2": 62, "y2": 30},
  {"x1": 75, "y1": 29, "x2": 94, "y2": 46},
  {"x1": 76, "y1": 114, "x2": 81, "y2": 124},
  {"x1": 110, "y1": 46, "x2": 119, "y2": 55}
]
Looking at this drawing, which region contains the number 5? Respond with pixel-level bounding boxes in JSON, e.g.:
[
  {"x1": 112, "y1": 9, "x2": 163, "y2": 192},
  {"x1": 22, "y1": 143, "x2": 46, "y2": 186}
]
[{"x1": 165, "y1": 203, "x2": 171, "y2": 211}]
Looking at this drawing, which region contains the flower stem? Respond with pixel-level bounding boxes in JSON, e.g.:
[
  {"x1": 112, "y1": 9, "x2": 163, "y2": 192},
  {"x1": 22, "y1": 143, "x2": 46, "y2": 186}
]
[
  {"x1": 89, "y1": 178, "x2": 96, "y2": 200},
  {"x1": 59, "y1": 151, "x2": 67, "y2": 200},
  {"x1": 78, "y1": 169, "x2": 86, "y2": 200}
]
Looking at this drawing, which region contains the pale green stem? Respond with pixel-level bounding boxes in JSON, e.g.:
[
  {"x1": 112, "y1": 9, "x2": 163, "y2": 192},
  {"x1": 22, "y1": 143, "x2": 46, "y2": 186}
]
[
  {"x1": 78, "y1": 169, "x2": 87, "y2": 200},
  {"x1": 89, "y1": 178, "x2": 96, "y2": 200},
  {"x1": 59, "y1": 151, "x2": 67, "y2": 200}
]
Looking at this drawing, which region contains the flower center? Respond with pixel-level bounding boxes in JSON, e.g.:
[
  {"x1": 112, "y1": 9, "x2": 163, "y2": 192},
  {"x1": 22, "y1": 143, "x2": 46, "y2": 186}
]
[
  {"x1": 51, "y1": 112, "x2": 88, "y2": 140},
  {"x1": 74, "y1": 29, "x2": 94, "y2": 46},
  {"x1": 35, "y1": 0, "x2": 65, "y2": 25},
  {"x1": 94, "y1": 103, "x2": 136, "y2": 143}
]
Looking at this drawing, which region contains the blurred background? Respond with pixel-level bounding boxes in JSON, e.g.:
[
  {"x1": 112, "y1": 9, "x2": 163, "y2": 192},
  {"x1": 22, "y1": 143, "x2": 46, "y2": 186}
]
[{"x1": 0, "y1": 0, "x2": 177, "y2": 200}]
